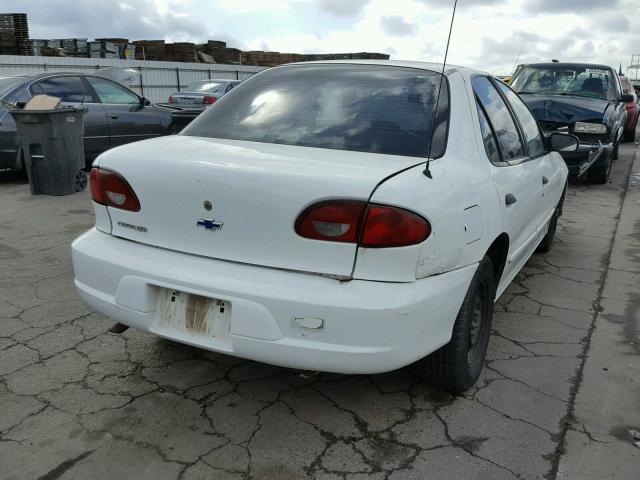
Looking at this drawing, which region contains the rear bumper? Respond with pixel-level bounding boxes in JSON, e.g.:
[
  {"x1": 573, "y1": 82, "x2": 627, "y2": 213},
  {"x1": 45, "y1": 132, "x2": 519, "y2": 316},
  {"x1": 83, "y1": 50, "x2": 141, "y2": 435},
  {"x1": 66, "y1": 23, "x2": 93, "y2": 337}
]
[{"x1": 71, "y1": 228, "x2": 476, "y2": 374}]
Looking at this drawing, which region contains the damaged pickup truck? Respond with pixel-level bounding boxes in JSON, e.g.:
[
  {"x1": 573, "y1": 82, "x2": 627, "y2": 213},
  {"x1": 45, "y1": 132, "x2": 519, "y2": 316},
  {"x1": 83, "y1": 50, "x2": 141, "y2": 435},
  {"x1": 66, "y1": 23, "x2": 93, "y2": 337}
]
[{"x1": 511, "y1": 63, "x2": 631, "y2": 184}]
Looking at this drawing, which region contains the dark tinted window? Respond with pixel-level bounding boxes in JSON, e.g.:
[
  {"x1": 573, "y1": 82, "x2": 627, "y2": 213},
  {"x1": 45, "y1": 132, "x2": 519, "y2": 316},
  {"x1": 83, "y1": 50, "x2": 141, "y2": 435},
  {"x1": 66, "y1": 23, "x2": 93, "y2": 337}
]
[
  {"x1": 472, "y1": 76, "x2": 525, "y2": 161},
  {"x1": 30, "y1": 83, "x2": 45, "y2": 95},
  {"x1": 86, "y1": 77, "x2": 139, "y2": 104},
  {"x1": 0, "y1": 76, "x2": 28, "y2": 100},
  {"x1": 476, "y1": 103, "x2": 501, "y2": 164},
  {"x1": 184, "y1": 65, "x2": 450, "y2": 158},
  {"x1": 187, "y1": 81, "x2": 223, "y2": 92},
  {"x1": 496, "y1": 81, "x2": 546, "y2": 157},
  {"x1": 37, "y1": 76, "x2": 92, "y2": 103}
]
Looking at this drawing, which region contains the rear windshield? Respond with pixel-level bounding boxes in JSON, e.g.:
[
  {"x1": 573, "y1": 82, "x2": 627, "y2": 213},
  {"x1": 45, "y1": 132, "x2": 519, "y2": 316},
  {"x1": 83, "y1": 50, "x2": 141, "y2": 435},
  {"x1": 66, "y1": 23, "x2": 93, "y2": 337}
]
[
  {"x1": 187, "y1": 81, "x2": 223, "y2": 92},
  {"x1": 512, "y1": 66, "x2": 617, "y2": 101},
  {"x1": 182, "y1": 64, "x2": 449, "y2": 158}
]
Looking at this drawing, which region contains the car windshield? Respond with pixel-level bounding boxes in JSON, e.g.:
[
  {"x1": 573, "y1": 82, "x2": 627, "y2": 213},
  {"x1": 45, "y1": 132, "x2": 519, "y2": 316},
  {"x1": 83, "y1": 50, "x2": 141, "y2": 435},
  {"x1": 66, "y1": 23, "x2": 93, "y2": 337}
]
[
  {"x1": 511, "y1": 66, "x2": 617, "y2": 101},
  {"x1": 187, "y1": 81, "x2": 223, "y2": 92},
  {"x1": 0, "y1": 76, "x2": 27, "y2": 99},
  {"x1": 182, "y1": 64, "x2": 449, "y2": 158}
]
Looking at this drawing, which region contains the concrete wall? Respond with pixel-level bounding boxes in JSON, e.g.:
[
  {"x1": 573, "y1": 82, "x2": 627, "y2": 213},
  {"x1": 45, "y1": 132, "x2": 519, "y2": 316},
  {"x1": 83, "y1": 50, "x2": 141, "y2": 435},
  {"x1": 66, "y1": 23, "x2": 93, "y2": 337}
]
[{"x1": 0, "y1": 55, "x2": 265, "y2": 103}]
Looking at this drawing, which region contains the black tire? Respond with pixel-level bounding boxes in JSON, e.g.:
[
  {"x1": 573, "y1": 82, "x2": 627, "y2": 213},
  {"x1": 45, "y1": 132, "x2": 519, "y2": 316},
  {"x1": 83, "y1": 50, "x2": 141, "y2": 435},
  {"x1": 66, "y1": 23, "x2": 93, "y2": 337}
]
[
  {"x1": 612, "y1": 141, "x2": 619, "y2": 160},
  {"x1": 417, "y1": 256, "x2": 496, "y2": 393},
  {"x1": 623, "y1": 129, "x2": 635, "y2": 143},
  {"x1": 537, "y1": 208, "x2": 558, "y2": 253},
  {"x1": 587, "y1": 157, "x2": 611, "y2": 184},
  {"x1": 74, "y1": 170, "x2": 88, "y2": 192}
]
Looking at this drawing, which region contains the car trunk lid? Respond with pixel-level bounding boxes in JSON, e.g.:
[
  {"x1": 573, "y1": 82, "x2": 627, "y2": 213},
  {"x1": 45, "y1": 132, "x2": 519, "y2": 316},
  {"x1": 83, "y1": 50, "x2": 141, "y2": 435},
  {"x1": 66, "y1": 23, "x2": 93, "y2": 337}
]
[{"x1": 96, "y1": 135, "x2": 422, "y2": 277}]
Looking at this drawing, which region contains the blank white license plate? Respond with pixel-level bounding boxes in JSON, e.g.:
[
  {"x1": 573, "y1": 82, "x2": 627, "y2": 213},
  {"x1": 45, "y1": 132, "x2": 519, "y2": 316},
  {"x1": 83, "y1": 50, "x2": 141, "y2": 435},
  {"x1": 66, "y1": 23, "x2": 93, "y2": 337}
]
[{"x1": 155, "y1": 289, "x2": 231, "y2": 344}]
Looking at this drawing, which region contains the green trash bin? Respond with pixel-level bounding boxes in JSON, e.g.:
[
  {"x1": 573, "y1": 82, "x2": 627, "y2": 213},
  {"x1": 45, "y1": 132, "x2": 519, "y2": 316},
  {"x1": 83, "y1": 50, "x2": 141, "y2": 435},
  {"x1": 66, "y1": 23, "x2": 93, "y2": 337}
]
[{"x1": 10, "y1": 107, "x2": 88, "y2": 196}]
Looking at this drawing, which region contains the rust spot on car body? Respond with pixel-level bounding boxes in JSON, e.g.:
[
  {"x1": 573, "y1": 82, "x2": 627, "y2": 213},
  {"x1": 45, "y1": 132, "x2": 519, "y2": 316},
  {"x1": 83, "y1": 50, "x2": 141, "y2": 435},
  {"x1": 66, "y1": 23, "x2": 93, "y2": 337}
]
[{"x1": 185, "y1": 294, "x2": 213, "y2": 334}]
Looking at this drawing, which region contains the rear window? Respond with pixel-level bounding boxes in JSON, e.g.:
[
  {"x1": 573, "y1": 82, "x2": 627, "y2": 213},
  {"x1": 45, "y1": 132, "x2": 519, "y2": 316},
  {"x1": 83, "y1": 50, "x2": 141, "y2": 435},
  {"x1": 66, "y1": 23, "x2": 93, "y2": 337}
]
[
  {"x1": 188, "y1": 81, "x2": 223, "y2": 92},
  {"x1": 183, "y1": 64, "x2": 449, "y2": 158}
]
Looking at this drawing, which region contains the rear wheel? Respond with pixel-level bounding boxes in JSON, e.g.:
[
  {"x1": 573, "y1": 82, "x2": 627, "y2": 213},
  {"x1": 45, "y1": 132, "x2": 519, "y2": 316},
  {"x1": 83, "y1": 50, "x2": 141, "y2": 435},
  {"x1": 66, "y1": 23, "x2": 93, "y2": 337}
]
[
  {"x1": 416, "y1": 255, "x2": 496, "y2": 393},
  {"x1": 74, "y1": 170, "x2": 88, "y2": 192}
]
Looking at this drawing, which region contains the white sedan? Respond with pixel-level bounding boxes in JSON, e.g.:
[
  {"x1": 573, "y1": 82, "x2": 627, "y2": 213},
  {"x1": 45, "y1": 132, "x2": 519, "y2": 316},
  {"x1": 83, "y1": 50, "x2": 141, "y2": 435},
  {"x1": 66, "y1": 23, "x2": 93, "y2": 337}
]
[{"x1": 72, "y1": 60, "x2": 573, "y2": 392}]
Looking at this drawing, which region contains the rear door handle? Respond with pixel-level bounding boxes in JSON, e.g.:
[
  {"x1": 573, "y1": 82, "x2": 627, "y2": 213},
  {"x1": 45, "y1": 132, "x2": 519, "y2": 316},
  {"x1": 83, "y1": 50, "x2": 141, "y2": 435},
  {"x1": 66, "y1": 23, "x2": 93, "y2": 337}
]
[
  {"x1": 542, "y1": 176, "x2": 549, "y2": 185},
  {"x1": 505, "y1": 193, "x2": 517, "y2": 206},
  {"x1": 110, "y1": 115, "x2": 119, "y2": 119}
]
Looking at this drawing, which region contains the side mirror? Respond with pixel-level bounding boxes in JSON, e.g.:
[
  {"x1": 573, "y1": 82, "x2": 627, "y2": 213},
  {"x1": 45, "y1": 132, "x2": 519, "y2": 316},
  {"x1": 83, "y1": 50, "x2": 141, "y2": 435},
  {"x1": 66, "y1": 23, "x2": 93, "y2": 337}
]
[
  {"x1": 621, "y1": 93, "x2": 634, "y2": 103},
  {"x1": 549, "y1": 133, "x2": 579, "y2": 152},
  {"x1": 141, "y1": 97, "x2": 151, "y2": 106}
]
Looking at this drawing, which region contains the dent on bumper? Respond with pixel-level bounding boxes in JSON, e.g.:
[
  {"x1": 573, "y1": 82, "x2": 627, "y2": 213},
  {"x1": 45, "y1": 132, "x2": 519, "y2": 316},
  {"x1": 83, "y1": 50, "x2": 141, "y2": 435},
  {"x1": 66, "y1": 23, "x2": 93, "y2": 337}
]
[
  {"x1": 71, "y1": 228, "x2": 477, "y2": 374},
  {"x1": 561, "y1": 142, "x2": 613, "y2": 168}
]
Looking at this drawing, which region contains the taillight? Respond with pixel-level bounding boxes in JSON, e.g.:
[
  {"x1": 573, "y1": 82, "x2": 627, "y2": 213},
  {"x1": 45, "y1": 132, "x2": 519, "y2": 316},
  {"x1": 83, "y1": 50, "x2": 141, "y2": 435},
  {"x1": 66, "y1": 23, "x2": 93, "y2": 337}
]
[
  {"x1": 295, "y1": 200, "x2": 430, "y2": 247},
  {"x1": 203, "y1": 95, "x2": 217, "y2": 105},
  {"x1": 168, "y1": 95, "x2": 173, "y2": 103},
  {"x1": 361, "y1": 204, "x2": 431, "y2": 247},
  {"x1": 295, "y1": 200, "x2": 366, "y2": 243},
  {"x1": 90, "y1": 168, "x2": 140, "y2": 212}
]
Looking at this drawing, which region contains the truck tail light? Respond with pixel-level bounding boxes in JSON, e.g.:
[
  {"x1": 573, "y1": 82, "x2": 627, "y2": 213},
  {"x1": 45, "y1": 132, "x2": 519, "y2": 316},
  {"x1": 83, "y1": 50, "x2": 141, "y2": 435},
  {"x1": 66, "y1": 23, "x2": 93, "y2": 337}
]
[
  {"x1": 90, "y1": 168, "x2": 141, "y2": 212},
  {"x1": 168, "y1": 95, "x2": 174, "y2": 103},
  {"x1": 295, "y1": 200, "x2": 430, "y2": 247},
  {"x1": 203, "y1": 95, "x2": 217, "y2": 105}
]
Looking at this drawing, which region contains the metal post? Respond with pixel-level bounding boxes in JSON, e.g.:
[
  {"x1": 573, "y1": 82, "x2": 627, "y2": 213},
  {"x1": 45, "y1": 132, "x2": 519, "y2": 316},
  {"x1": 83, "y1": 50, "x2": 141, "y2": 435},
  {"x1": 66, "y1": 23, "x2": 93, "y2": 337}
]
[
  {"x1": 138, "y1": 66, "x2": 144, "y2": 96},
  {"x1": 208, "y1": 70, "x2": 211, "y2": 79},
  {"x1": 176, "y1": 67, "x2": 181, "y2": 91},
  {"x1": 236, "y1": 70, "x2": 239, "y2": 80}
]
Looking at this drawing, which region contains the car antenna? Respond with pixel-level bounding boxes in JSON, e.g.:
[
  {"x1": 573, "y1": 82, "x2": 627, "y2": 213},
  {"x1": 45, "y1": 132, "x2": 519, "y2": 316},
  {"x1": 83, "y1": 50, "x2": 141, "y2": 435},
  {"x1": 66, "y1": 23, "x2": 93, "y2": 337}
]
[
  {"x1": 424, "y1": 0, "x2": 458, "y2": 179},
  {"x1": 510, "y1": 44, "x2": 525, "y2": 79}
]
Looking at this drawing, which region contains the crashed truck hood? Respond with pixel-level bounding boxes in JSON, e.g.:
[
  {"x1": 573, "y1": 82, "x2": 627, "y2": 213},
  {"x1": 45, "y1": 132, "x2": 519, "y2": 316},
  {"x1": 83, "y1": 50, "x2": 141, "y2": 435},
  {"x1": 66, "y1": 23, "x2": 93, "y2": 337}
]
[{"x1": 520, "y1": 93, "x2": 612, "y2": 124}]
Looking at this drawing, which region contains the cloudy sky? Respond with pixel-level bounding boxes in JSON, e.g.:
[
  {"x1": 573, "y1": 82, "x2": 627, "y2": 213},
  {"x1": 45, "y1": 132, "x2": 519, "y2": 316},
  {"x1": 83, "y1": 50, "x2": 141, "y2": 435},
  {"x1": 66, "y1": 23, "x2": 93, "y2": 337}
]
[{"x1": 8, "y1": 0, "x2": 640, "y2": 75}]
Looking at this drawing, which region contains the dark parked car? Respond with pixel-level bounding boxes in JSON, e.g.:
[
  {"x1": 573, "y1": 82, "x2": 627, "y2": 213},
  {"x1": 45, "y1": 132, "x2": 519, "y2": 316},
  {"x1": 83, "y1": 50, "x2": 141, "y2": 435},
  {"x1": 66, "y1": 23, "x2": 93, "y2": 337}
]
[
  {"x1": 511, "y1": 63, "x2": 631, "y2": 183},
  {"x1": 0, "y1": 72, "x2": 174, "y2": 171},
  {"x1": 619, "y1": 75, "x2": 639, "y2": 142}
]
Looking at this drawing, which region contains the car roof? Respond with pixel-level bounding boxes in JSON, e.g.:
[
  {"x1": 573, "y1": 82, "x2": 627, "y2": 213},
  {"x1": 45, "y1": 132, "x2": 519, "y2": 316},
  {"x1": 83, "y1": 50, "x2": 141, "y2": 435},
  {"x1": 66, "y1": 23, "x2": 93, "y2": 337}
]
[
  {"x1": 525, "y1": 62, "x2": 613, "y2": 71},
  {"x1": 273, "y1": 59, "x2": 481, "y2": 77},
  {"x1": 3, "y1": 72, "x2": 101, "y2": 82}
]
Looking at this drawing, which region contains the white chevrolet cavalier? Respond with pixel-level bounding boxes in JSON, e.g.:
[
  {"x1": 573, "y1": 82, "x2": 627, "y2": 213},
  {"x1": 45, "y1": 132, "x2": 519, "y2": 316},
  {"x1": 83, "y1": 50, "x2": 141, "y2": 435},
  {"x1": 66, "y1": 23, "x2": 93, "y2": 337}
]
[{"x1": 72, "y1": 61, "x2": 574, "y2": 392}]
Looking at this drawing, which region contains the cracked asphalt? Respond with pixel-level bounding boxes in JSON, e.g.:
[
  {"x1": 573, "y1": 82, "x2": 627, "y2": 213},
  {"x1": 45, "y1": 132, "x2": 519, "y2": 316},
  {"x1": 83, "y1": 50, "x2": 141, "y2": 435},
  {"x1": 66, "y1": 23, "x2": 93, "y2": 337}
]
[{"x1": 1, "y1": 142, "x2": 638, "y2": 480}]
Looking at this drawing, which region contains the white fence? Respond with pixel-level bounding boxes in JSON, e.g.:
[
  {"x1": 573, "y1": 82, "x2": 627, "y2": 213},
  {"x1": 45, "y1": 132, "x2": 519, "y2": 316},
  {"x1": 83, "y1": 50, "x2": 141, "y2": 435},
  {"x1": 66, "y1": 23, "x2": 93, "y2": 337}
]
[{"x1": 0, "y1": 55, "x2": 266, "y2": 103}]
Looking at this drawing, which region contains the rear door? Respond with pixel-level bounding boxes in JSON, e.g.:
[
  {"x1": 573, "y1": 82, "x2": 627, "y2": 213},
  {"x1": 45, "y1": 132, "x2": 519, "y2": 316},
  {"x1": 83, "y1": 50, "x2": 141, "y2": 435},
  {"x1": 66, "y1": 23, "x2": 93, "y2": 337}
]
[
  {"x1": 85, "y1": 76, "x2": 162, "y2": 147},
  {"x1": 472, "y1": 76, "x2": 544, "y2": 273},
  {"x1": 34, "y1": 75, "x2": 110, "y2": 158},
  {"x1": 495, "y1": 80, "x2": 562, "y2": 228}
]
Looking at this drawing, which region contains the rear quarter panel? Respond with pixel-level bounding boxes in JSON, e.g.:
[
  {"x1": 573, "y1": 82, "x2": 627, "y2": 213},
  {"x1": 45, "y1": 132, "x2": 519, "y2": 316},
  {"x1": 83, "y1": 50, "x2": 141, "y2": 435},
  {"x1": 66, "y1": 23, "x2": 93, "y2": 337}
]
[{"x1": 354, "y1": 71, "x2": 503, "y2": 282}]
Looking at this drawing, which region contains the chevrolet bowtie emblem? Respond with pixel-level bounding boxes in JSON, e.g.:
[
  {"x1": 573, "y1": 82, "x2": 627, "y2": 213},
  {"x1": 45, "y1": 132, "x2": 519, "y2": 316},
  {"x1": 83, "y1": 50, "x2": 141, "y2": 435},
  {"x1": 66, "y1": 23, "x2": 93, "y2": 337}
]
[{"x1": 197, "y1": 218, "x2": 223, "y2": 231}]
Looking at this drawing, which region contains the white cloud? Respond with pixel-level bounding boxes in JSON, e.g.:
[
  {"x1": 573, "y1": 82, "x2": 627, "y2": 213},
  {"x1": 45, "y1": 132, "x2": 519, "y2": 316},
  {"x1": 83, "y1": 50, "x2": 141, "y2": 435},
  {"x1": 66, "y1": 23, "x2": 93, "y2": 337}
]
[{"x1": 16, "y1": 0, "x2": 640, "y2": 75}]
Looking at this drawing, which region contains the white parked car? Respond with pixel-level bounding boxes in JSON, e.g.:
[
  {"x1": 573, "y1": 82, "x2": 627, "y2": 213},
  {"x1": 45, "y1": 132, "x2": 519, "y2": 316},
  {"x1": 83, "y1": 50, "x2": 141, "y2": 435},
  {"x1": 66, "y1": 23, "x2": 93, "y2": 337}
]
[{"x1": 72, "y1": 61, "x2": 573, "y2": 392}]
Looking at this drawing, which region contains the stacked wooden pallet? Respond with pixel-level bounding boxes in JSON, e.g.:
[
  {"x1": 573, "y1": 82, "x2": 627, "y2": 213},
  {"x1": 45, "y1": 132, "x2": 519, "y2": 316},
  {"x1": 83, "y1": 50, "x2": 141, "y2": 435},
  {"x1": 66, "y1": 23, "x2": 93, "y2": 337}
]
[
  {"x1": 133, "y1": 40, "x2": 166, "y2": 60},
  {"x1": 89, "y1": 40, "x2": 118, "y2": 59},
  {"x1": 166, "y1": 42, "x2": 198, "y2": 62},
  {"x1": 0, "y1": 13, "x2": 31, "y2": 55}
]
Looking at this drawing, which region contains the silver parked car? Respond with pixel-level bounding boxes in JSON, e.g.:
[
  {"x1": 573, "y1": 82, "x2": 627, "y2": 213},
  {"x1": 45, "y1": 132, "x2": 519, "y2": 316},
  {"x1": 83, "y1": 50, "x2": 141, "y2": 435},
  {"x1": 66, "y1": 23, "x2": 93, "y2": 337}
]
[{"x1": 168, "y1": 79, "x2": 241, "y2": 110}]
